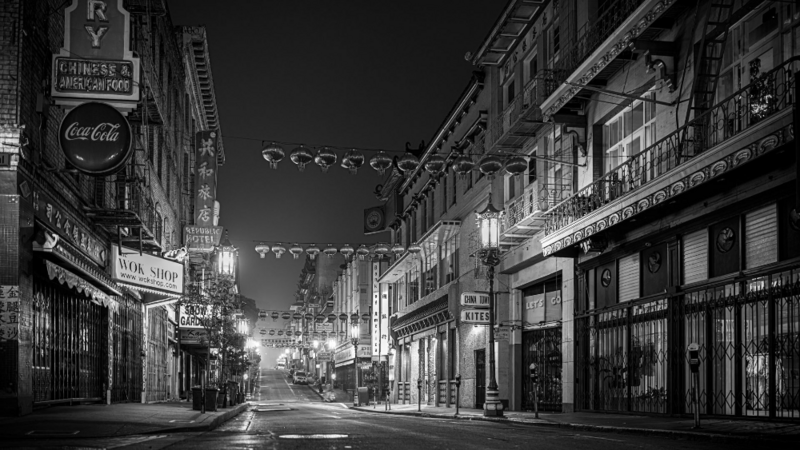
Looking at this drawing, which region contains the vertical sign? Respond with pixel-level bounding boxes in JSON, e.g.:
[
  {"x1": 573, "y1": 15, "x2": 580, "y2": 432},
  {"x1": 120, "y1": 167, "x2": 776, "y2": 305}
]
[
  {"x1": 372, "y1": 261, "x2": 380, "y2": 358},
  {"x1": 194, "y1": 130, "x2": 218, "y2": 227},
  {"x1": 379, "y1": 280, "x2": 389, "y2": 357},
  {"x1": 0, "y1": 286, "x2": 20, "y2": 341}
]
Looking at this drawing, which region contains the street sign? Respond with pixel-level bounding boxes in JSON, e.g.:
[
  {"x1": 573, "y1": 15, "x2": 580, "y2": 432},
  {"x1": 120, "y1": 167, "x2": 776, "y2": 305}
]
[
  {"x1": 460, "y1": 292, "x2": 489, "y2": 308},
  {"x1": 461, "y1": 308, "x2": 490, "y2": 324},
  {"x1": 317, "y1": 352, "x2": 332, "y2": 362}
]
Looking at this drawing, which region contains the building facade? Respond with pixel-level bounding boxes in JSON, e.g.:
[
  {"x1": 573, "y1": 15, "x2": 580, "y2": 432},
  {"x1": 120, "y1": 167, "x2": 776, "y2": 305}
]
[{"x1": 0, "y1": 0, "x2": 224, "y2": 415}]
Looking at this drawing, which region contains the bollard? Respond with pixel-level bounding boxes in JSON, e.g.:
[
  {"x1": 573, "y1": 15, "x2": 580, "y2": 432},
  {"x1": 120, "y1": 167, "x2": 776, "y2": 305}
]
[
  {"x1": 455, "y1": 374, "x2": 462, "y2": 415},
  {"x1": 688, "y1": 343, "x2": 701, "y2": 429},
  {"x1": 417, "y1": 378, "x2": 422, "y2": 412}
]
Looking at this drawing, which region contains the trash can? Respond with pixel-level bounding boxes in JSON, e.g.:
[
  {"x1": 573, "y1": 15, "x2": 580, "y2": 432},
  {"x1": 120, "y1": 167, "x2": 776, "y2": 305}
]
[
  {"x1": 356, "y1": 387, "x2": 369, "y2": 406},
  {"x1": 228, "y1": 381, "x2": 238, "y2": 405},
  {"x1": 205, "y1": 388, "x2": 218, "y2": 412},
  {"x1": 191, "y1": 387, "x2": 202, "y2": 411}
]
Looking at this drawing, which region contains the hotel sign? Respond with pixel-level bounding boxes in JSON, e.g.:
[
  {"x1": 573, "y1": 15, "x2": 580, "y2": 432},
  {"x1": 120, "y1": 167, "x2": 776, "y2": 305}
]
[
  {"x1": 184, "y1": 225, "x2": 223, "y2": 252},
  {"x1": 51, "y1": 0, "x2": 140, "y2": 105}
]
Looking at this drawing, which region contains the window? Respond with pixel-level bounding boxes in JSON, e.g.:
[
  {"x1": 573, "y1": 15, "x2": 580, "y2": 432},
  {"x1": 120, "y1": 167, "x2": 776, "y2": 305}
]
[
  {"x1": 450, "y1": 171, "x2": 457, "y2": 205},
  {"x1": 408, "y1": 265, "x2": 420, "y2": 304},
  {"x1": 430, "y1": 189, "x2": 435, "y2": 226},
  {"x1": 442, "y1": 175, "x2": 447, "y2": 214},
  {"x1": 505, "y1": 79, "x2": 516, "y2": 106},
  {"x1": 524, "y1": 50, "x2": 538, "y2": 85},
  {"x1": 528, "y1": 154, "x2": 537, "y2": 185},
  {"x1": 423, "y1": 246, "x2": 438, "y2": 296},
  {"x1": 602, "y1": 94, "x2": 657, "y2": 176},
  {"x1": 441, "y1": 235, "x2": 459, "y2": 284}
]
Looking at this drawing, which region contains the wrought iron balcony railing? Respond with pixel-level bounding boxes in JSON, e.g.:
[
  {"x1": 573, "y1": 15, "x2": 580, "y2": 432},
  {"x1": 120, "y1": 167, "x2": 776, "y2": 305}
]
[
  {"x1": 545, "y1": 0, "x2": 645, "y2": 98},
  {"x1": 86, "y1": 177, "x2": 162, "y2": 249},
  {"x1": 504, "y1": 181, "x2": 540, "y2": 230},
  {"x1": 543, "y1": 57, "x2": 798, "y2": 237}
]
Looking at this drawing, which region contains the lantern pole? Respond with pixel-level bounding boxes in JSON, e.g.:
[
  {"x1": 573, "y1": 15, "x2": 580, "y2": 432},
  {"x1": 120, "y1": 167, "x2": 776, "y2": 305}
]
[{"x1": 477, "y1": 192, "x2": 504, "y2": 418}]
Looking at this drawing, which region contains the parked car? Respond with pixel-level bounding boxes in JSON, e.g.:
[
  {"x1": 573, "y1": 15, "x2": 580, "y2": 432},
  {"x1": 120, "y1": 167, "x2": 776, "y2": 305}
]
[{"x1": 293, "y1": 370, "x2": 307, "y2": 385}]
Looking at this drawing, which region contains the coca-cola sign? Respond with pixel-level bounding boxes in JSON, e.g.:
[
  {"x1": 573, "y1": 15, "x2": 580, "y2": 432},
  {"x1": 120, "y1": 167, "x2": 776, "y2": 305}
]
[{"x1": 59, "y1": 101, "x2": 132, "y2": 175}]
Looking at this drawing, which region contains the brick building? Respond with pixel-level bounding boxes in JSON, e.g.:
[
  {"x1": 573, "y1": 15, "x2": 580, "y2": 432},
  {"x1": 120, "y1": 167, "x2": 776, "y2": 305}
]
[{"x1": 0, "y1": 1, "x2": 225, "y2": 415}]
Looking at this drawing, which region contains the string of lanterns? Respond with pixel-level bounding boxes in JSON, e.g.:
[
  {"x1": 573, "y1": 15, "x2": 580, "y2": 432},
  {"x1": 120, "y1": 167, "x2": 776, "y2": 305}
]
[
  {"x1": 262, "y1": 141, "x2": 530, "y2": 179},
  {"x1": 257, "y1": 310, "x2": 371, "y2": 324},
  {"x1": 254, "y1": 242, "x2": 423, "y2": 260}
]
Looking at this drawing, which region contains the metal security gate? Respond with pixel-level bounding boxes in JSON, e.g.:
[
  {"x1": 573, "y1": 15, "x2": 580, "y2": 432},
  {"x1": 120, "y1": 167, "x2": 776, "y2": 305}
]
[
  {"x1": 32, "y1": 277, "x2": 106, "y2": 403},
  {"x1": 146, "y1": 307, "x2": 169, "y2": 402},
  {"x1": 110, "y1": 297, "x2": 143, "y2": 403},
  {"x1": 576, "y1": 265, "x2": 800, "y2": 420},
  {"x1": 522, "y1": 327, "x2": 563, "y2": 412}
]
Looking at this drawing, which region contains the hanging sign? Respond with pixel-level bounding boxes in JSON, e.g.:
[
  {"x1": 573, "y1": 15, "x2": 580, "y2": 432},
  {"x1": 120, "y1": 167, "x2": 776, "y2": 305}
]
[
  {"x1": 111, "y1": 244, "x2": 183, "y2": 295},
  {"x1": 51, "y1": 0, "x2": 140, "y2": 105},
  {"x1": 184, "y1": 225, "x2": 223, "y2": 252},
  {"x1": 372, "y1": 261, "x2": 380, "y2": 357},
  {"x1": 316, "y1": 352, "x2": 332, "y2": 362},
  {"x1": 58, "y1": 101, "x2": 132, "y2": 175},
  {"x1": 461, "y1": 308, "x2": 490, "y2": 324},
  {"x1": 194, "y1": 130, "x2": 219, "y2": 227},
  {"x1": 179, "y1": 328, "x2": 208, "y2": 345},
  {"x1": 178, "y1": 304, "x2": 214, "y2": 329},
  {"x1": 460, "y1": 292, "x2": 489, "y2": 308},
  {"x1": 364, "y1": 205, "x2": 386, "y2": 235}
]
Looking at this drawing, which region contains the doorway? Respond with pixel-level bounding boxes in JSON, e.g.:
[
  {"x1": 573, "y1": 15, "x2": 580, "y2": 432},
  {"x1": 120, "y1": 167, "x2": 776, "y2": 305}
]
[{"x1": 475, "y1": 349, "x2": 486, "y2": 408}]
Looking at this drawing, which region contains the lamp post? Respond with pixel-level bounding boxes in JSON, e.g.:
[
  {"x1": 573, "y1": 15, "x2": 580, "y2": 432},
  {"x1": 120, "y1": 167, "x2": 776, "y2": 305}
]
[
  {"x1": 351, "y1": 323, "x2": 359, "y2": 406},
  {"x1": 477, "y1": 194, "x2": 504, "y2": 418},
  {"x1": 217, "y1": 231, "x2": 238, "y2": 277}
]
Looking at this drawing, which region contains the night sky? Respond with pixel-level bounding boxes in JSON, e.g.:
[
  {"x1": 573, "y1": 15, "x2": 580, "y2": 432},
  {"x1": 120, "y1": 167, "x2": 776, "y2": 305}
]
[{"x1": 168, "y1": 1, "x2": 506, "y2": 362}]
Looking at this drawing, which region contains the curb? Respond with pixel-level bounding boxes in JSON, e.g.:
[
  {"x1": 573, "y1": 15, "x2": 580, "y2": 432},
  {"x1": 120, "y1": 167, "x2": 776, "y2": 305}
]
[
  {"x1": 349, "y1": 407, "x2": 797, "y2": 443},
  {"x1": 2, "y1": 402, "x2": 251, "y2": 440}
]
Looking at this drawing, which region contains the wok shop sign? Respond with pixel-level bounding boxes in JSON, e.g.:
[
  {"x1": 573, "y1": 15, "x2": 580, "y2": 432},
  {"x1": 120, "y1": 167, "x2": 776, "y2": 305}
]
[
  {"x1": 59, "y1": 101, "x2": 133, "y2": 175},
  {"x1": 110, "y1": 244, "x2": 183, "y2": 295}
]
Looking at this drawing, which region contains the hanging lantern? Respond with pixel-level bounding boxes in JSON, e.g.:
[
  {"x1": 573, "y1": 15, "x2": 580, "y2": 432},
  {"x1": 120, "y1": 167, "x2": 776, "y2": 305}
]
[
  {"x1": 289, "y1": 243, "x2": 303, "y2": 259},
  {"x1": 292, "y1": 313, "x2": 302, "y2": 320},
  {"x1": 271, "y1": 243, "x2": 286, "y2": 258},
  {"x1": 504, "y1": 155, "x2": 527, "y2": 176},
  {"x1": 314, "y1": 146, "x2": 337, "y2": 172},
  {"x1": 327, "y1": 313, "x2": 337, "y2": 322},
  {"x1": 259, "y1": 310, "x2": 267, "y2": 319},
  {"x1": 306, "y1": 244, "x2": 321, "y2": 260},
  {"x1": 290, "y1": 145, "x2": 313, "y2": 171},
  {"x1": 339, "y1": 313, "x2": 348, "y2": 322},
  {"x1": 479, "y1": 154, "x2": 503, "y2": 179},
  {"x1": 338, "y1": 330, "x2": 345, "y2": 337},
  {"x1": 271, "y1": 311, "x2": 279, "y2": 321},
  {"x1": 255, "y1": 242, "x2": 270, "y2": 259},
  {"x1": 304, "y1": 313, "x2": 314, "y2": 321},
  {"x1": 341, "y1": 149, "x2": 365, "y2": 174},
  {"x1": 286, "y1": 330, "x2": 294, "y2": 337},
  {"x1": 361, "y1": 313, "x2": 370, "y2": 324},
  {"x1": 424, "y1": 153, "x2": 446, "y2": 176},
  {"x1": 268, "y1": 329, "x2": 275, "y2": 336},
  {"x1": 262, "y1": 142, "x2": 285, "y2": 169},
  {"x1": 315, "y1": 315, "x2": 325, "y2": 323},
  {"x1": 323, "y1": 244, "x2": 338, "y2": 258},
  {"x1": 397, "y1": 151, "x2": 419, "y2": 176},
  {"x1": 281, "y1": 312, "x2": 291, "y2": 320},
  {"x1": 452, "y1": 153, "x2": 475, "y2": 179},
  {"x1": 391, "y1": 243, "x2": 405, "y2": 257},
  {"x1": 407, "y1": 243, "x2": 422, "y2": 257},
  {"x1": 277, "y1": 330, "x2": 283, "y2": 336},
  {"x1": 356, "y1": 244, "x2": 370, "y2": 260},
  {"x1": 374, "y1": 242, "x2": 390, "y2": 259},
  {"x1": 339, "y1": 243, "x2": 354, "y2": 261},
  {"x1": 350, "y1": 313, "x2": 359, "y2": 323},
  {"x1": 260, "y1": 329, "x2": 266, "y2": 335},
  {"x1": 369, "y1": 151, "x2": 392, "y2": 175},
  {"x1": 303, "y1": 331, "x2": 309, "y2": 337}
]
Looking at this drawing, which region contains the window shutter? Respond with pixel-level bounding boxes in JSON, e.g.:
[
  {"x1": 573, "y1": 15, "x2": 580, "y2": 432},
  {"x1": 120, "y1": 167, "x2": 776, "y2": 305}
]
[
  {"x1": 745, "y1": 204, "x2": 777, "y2": 269},
  {"x1": 618, "y1": 253, "x2": 639, "y2": 302},
  {"x1": 683, "y1": 229, "x2": 708, "y2": 284}
]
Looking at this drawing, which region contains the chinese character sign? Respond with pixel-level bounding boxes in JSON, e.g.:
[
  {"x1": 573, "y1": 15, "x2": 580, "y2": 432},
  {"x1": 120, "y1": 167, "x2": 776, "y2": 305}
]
[
  {"x1": 194, "y1": 130, "x2": 218, "y2": 226},
  {"x1": 0, "y1": 286, "x2": 20, "y2": 342},
  {"x1": 372, "y1": 262, "x2": 380, "y2": 357}
]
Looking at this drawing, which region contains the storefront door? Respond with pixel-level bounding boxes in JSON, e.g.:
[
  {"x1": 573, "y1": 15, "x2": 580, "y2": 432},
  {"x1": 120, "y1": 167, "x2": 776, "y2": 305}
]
[
  {"x1": 522, "y1": 327, "x2": 563, "y2": 412},
  {"x1": 475, "y1": 349, "x2": 485, "y2": 408}
]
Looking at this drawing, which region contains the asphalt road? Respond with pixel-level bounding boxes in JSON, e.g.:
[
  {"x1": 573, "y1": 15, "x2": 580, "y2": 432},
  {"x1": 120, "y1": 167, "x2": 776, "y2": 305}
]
[{"x1": 4, "y1": 370, "x2": 760, "y2": 449}]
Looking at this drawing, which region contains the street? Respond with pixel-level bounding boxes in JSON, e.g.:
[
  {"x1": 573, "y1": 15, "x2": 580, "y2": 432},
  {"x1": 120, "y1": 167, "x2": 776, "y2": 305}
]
[{"x1": 2, "y1": 370, "x2": 764, "y2": 449}]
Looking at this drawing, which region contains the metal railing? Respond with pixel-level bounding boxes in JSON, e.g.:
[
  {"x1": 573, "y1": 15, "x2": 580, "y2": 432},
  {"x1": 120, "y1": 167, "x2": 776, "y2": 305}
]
[
  {"x1": 543, "y1": 57, "x2": 798, "y2": 237},
  {"x1": 91, "y1": 177, "x2": 159, "y2": 235},
  {"x1": 505, "y1": 181, "x2": 540, "y2": 230},
  {"x1": 546, "y1": 0, "x2": 645, "y2": 98}
]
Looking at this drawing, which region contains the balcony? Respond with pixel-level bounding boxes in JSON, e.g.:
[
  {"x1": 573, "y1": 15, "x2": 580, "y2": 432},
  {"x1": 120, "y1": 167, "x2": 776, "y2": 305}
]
[
  {"x1": 490, "y1": 75, "x2": 554, "y2": 150},
  {"x1": 541, "y1": 57, "x2": 798, "y2": 256},
  {"x1": 501, "y1": 181, "x2": 546, "y2": 245},
  {"x1": 85, "y1": 178, "x2": 162, "y2": 251},
  {"x1": 541, "y1": 0, "x2": 687, "y2": 119}
]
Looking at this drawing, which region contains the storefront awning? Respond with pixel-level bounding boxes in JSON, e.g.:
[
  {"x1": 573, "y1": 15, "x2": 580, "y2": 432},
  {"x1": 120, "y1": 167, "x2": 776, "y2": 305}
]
[
  {"x1": 34, "y1": 229, "x2": 122, "y2": 297},
  {"x1": 43, "y1": 260, "x2": 119, "y2": 311}
]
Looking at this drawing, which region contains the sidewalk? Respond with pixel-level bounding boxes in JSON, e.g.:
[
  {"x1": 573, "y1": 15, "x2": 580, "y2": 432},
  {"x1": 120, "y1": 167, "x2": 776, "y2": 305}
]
[
  {"x1": 352, "y1": 403, "x2": 800, "y2": 442},
  {"x1": 0, "y1": 400, "x2": 250, "y2": 439}
]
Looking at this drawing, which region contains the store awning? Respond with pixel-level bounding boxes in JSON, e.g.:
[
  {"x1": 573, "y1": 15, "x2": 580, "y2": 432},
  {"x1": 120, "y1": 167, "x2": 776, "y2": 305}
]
[
  {"x1": 43, "y1": 260, "x2": 119, "y2": 311},
  {"x1": 34, "y1": 228, "x2": 122, "y2": 297}
]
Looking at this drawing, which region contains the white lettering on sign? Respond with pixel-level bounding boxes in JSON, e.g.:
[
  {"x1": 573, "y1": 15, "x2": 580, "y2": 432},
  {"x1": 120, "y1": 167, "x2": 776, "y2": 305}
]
[
  {"x1": 460, "y1": 292, "x2": 489, "y2": 308},
  {"x1": 64, "y1": 122, "x2": 121, "y2": 142}
]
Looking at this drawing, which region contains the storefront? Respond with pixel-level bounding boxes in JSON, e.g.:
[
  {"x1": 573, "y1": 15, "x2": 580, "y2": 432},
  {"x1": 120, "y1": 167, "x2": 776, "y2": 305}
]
[
  {"x1": 333, "y1": 342, "x2": 371, "y2": 393},
  {"x1": 520, "y1": 276, "x2": 563, "y2": 412}
]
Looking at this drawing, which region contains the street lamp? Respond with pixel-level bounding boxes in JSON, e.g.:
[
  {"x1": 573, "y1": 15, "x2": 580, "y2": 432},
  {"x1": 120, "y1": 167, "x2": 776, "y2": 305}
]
[
  {"x1": 351, "y1": 323, "x2": 359, "y2": 406},
  {"x1": 476, "y1": 194, "x2": 504, "y2": 418},
  {"x1": 217, "y1": 231, "x2": 237, "y2": 276}
]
